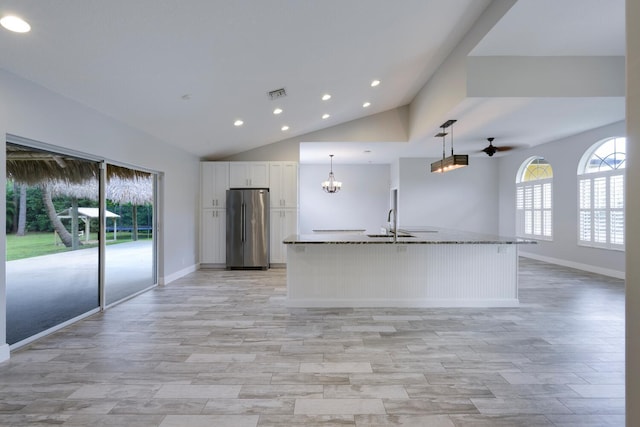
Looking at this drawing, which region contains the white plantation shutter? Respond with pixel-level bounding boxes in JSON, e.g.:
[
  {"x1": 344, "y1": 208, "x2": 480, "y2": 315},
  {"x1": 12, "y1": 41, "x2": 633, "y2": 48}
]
[
  {"x1": 577, "y1": 169, "x2": 625, "y2": 249},
  {"x1": 578, "y1": 179, "x2": 591, "y2": 242},
  {"x1": 577, "y1": 137, "x2": 625, "y2": 250},
  {"x1": 594, "y1": 210, "x2": 607, "y2": 243},
  {"x1": 516, "y1": 179, "x2": 553, "y2": 240},
  {"x1": 594, "y1": 177, "x2": 606, "y2": 209},
  {"x1": 610, "y1": 174, "x2": 624, "y2": 245},
  {"x1": 516, "y1": 187, "x2": 524, "y2": 209},
  {"x1": 542, "y1": 183, "x2": 552, "y2": 237}
]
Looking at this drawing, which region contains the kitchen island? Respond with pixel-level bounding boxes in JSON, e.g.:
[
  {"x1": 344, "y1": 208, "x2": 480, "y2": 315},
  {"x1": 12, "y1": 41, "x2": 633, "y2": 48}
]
[{"x1": 283, "y1": 228, "x2": 534, "y2": 308}]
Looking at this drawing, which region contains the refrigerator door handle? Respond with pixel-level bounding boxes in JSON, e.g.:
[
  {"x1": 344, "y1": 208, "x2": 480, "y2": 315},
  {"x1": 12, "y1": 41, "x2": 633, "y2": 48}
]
[{"x1": 241, "y1": 203, "x2": 245, "y2": 242}]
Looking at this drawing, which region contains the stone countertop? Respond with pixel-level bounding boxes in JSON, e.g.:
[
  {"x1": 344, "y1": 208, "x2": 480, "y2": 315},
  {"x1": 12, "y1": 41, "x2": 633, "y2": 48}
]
[{"x1": 283, "y1": 227, "x2": 537, "y2": 245}]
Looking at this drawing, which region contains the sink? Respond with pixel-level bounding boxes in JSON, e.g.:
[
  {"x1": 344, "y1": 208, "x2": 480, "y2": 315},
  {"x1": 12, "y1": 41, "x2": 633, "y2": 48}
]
[{"x1": 367, "y1": 234, "x2": 415, "y2": 238}]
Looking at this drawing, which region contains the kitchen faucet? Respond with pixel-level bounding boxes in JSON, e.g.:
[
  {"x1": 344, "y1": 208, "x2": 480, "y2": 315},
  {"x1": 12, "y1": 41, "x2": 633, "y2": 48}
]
[{"x1": 387, "y1": 208, "x2": 397, "y2": 243}]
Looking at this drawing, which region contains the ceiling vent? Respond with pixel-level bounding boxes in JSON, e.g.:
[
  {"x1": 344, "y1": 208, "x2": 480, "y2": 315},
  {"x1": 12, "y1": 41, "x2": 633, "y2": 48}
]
[{"x1": 267, "y1": 88, "x2": 287, "y2": 100}]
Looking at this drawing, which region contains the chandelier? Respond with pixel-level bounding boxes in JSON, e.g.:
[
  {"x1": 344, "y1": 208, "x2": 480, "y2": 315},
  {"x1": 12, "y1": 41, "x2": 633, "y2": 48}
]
[
  {"x1": 321, "y1": 154, "x2": 342, "y2": 193},
  {"x1": 430, "y1": 119, "x2": 468, "y2": 173}
]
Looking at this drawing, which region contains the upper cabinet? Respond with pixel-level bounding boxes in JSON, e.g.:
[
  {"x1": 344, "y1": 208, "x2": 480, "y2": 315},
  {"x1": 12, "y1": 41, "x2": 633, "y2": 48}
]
[
  {"x1": 269, "y1": 162, "x2": 298, "y2": 208},
  {"x1": 229, "y1": 162, "x2": 269, "y2": 188},
  {"x1": 201, "y1": 162, "x2": 229, "y2": 209}
]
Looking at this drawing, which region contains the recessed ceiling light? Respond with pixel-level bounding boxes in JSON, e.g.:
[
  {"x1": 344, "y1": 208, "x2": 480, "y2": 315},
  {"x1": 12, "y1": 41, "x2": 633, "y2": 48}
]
[
  {"x1": 322, "y1": 114, "x2": 330, "y2": 120},
  {"x1": 273, "y1": 108, "x2": 283, "y2": 115},
  {"x1": 234, "y1": 119, "x2": 244, "y2": 127},
  {"x1": 281, "y1": 125, "x2": 289, "y2": 131},
  {"x1": 1, "y1": 15, "x2": 31, "y2": 33},
  {"x1": 371, "y1": 80, "x2": 381, "y2": 87},
  {"x1": 363, "y1": 102, "x2": 371, "y2": 108},
  {"x1": 322, "y1": 94, "x2": 331, "y2": 101}
]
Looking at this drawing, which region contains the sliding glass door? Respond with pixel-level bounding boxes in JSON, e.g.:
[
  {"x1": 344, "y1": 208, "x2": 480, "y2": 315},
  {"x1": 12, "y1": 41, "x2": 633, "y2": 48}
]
[
  {"x1": 5, "y1": 140, "x2": 158, "y2": 346},
  {"x1": 5, "y1": 142, "x2": 101, "y2": 345},
  {"x1": 104, "y1": 165, "x2": 157, "y2": 305}
]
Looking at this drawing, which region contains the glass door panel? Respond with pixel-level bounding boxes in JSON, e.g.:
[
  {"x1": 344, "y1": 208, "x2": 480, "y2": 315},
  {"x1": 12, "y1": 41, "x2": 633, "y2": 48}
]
[
  {"x1": 104, "y1": 166, "x2": 156, "y2": 305},
  {"x1": 5, "y1": 143, "x2": 100, "y2": 345}
]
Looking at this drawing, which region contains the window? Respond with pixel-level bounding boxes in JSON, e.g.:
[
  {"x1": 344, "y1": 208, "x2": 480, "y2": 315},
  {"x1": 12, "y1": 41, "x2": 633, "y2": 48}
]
[
  {"x1": 516, "y1": 157, "x2": 553, "y2": 240},
  {"x1": 577, "y1": 137, "x2": 625, "y2": 250}
]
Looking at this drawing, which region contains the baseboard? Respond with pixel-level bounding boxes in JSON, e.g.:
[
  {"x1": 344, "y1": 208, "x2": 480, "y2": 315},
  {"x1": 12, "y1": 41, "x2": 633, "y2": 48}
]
[
  {"x1": 286, "y1": 298, "x2": 519, "y2": 308},
  {"x1": 0, "y1": 343, "x2": 9, "y2": 364},
  {"x1": 270, "y1": 263, "x2": 286, "y2": 269},
  {"x1": 199, "y1": 263, "x2": 226, "y2": 269},
  {"x1": 519, "y1": 251, "x2": 625, "y2": 279},
  {"x1": 160, "y1": 263, "x2": 198, "y2": 285}
]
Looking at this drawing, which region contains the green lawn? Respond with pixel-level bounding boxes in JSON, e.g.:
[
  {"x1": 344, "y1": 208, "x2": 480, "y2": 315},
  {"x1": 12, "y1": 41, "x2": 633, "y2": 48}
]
[{"x1": 6, "y1": 232, "x2": 151, "y2": 261}]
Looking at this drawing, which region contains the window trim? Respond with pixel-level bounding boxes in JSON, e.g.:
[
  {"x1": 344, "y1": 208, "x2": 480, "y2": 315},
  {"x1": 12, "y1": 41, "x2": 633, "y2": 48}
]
[
  {"x1": 515, "y1": 156, "x2": 553, "y2": 241},
  {"x1": 577, "y1": 168, "x2": 625, "y2": 251},
  {"x1": 576, "y1": 137, "x2": 626, "y2": 251}
]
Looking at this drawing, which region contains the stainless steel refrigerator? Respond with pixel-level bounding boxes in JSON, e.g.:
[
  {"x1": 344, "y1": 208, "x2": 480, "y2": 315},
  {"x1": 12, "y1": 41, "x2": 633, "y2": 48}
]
[{"x1": 226, "y1": 188, "x2": 270, "y2": 269}]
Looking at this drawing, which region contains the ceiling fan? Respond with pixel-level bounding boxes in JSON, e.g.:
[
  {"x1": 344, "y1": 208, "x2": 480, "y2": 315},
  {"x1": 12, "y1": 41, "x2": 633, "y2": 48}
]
[{"x1": 481, "y1": 137, "x2": 514, "y2": 157}]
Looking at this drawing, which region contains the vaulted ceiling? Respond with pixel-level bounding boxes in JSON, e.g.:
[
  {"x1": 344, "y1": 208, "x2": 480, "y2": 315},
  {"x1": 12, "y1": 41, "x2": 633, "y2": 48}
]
[{"x1": 0, "y1": 0, "x2": 626, "y2": 163}]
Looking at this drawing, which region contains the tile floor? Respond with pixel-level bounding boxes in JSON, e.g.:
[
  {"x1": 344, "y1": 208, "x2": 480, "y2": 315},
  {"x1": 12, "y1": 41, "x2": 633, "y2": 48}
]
[{"x1": 0, "y1": 258, "x2": 625, "y2": 426}]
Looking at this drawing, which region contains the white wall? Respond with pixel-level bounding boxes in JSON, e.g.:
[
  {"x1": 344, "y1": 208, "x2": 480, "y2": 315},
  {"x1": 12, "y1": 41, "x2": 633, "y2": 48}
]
[
  {"x1": 398, "y1": 157, "x2": 499, "y2": 234},
  {"x1": 627, "y1": 0, "x2": 640, "y2": 422},
  {"x1": 497, "y1": 120, "x2": 626, "y2": 277},
  {"x1": 0, "y1": 69, "x2": 200, "y2": 360},
  {"x1": 299, "y1": 164, "x2": 390, "y2": 234}
]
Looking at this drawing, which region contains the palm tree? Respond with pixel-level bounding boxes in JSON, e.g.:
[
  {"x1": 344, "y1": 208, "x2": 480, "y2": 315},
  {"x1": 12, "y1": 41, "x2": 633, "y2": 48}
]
[
  {"x1": 6, "y1": 143, "x2": 152, "y2": 248},
  {"x1": 16, "y1": 184, "x2": 27, "y2": 236},
  {"x1": 42, "y1": 184, "x2": 74, "y2": 247}
]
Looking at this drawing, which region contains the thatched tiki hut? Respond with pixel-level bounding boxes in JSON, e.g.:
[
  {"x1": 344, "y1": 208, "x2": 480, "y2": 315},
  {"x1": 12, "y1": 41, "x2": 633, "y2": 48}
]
[{"x1": 6, "y1": 143, "x2": 152, "y2": 248}]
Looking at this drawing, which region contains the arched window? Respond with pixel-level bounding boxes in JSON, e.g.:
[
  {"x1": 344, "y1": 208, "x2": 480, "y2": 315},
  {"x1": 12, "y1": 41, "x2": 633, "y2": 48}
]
[
  {"x1": 577, "y1": 137, "x2": 626, "y2": 249},
  {"x1": 516, "y1": 157, "x2": 553, "y2": 240}
]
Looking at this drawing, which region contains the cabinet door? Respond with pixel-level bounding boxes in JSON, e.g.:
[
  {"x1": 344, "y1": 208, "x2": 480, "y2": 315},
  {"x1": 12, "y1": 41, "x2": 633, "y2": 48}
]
[
  {"x1": 269, "y1": 162, "x2": 298, "y2": 208},
  {"x1": 212, "y1": 163, "x2": 229, "y2": 208},
  {"x1": 269, "y1": 163, "x2": 283, "y2": 208},
  {"x1": 248, "y1": 162, "x2": 269, "y2": 187},
  {"x1": 201, "y1": 209, "x2": 226, "y2": 264},
  {"x1": 229, "y1": 162, "x2": 269, "y2": 188},
  {"x1": 229, "y1": 163, "x2": 250, "y2": 187},
  {"x1": 281, "y1": 162, "x2": 298, "y2": 208},
  {"x1": 270, "y1": 209, "x2": 298, "y2": 263},
  {"x1": 269, "y1": 210, "x2": 283, "y2": 263},
  {"x1": 201, "y1": 163, "x2": 216, "y2": 209},
  {"x1": 201, "y1": 162, "x2": 229, "y2": 208}
]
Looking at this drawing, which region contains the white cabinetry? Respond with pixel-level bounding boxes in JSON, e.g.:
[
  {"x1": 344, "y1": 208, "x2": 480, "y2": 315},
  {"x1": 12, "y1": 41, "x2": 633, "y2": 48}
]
[
  {"x1": 201, "y1": 209, "x2": 226, "y2": 265},
  {"x1": 229, "y1": 162, "x2": 269, "y2": 188},
  {"x1": 269, "y1": 162, "x2": 298, "y2": 208},
  {"x1": 201, "y1": 162, "x2": 229, "y2": 209},
  {"x1": 200, "y1": 160, "x2": 298, "y2": 267},
  {"x1": 269, "y1": 162, "x2": 298, "y2": 264},
  {"x1": 200, "y1": 162, "x2": 228, "y2": 266},
  {"x1": 270, "y1": 209, "x2": 298, "y2": 264}
]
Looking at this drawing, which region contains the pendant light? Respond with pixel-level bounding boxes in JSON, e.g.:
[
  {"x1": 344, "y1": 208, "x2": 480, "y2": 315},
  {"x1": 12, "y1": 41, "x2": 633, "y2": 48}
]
[
  {"x1": 430, "y1": 119, "x2": 468, "y2": 173},
  {"x1": 321, "y1": 154, "x2": 342, "y2": 193}
]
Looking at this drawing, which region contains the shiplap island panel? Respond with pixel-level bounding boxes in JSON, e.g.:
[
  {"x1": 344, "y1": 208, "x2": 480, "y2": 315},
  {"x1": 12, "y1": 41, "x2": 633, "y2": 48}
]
[{"x1": 284, "y1": 229, "x2": 534, "y2": 308}]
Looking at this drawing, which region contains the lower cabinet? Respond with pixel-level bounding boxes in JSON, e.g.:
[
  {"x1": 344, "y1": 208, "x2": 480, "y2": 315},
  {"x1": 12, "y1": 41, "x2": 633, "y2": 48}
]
[
  {"x1": 270, "y1": 209, "x2": 297, "y2": 264},
  {"x1": 201, "y1": 209, "x2": 226, "y2": 265}
]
